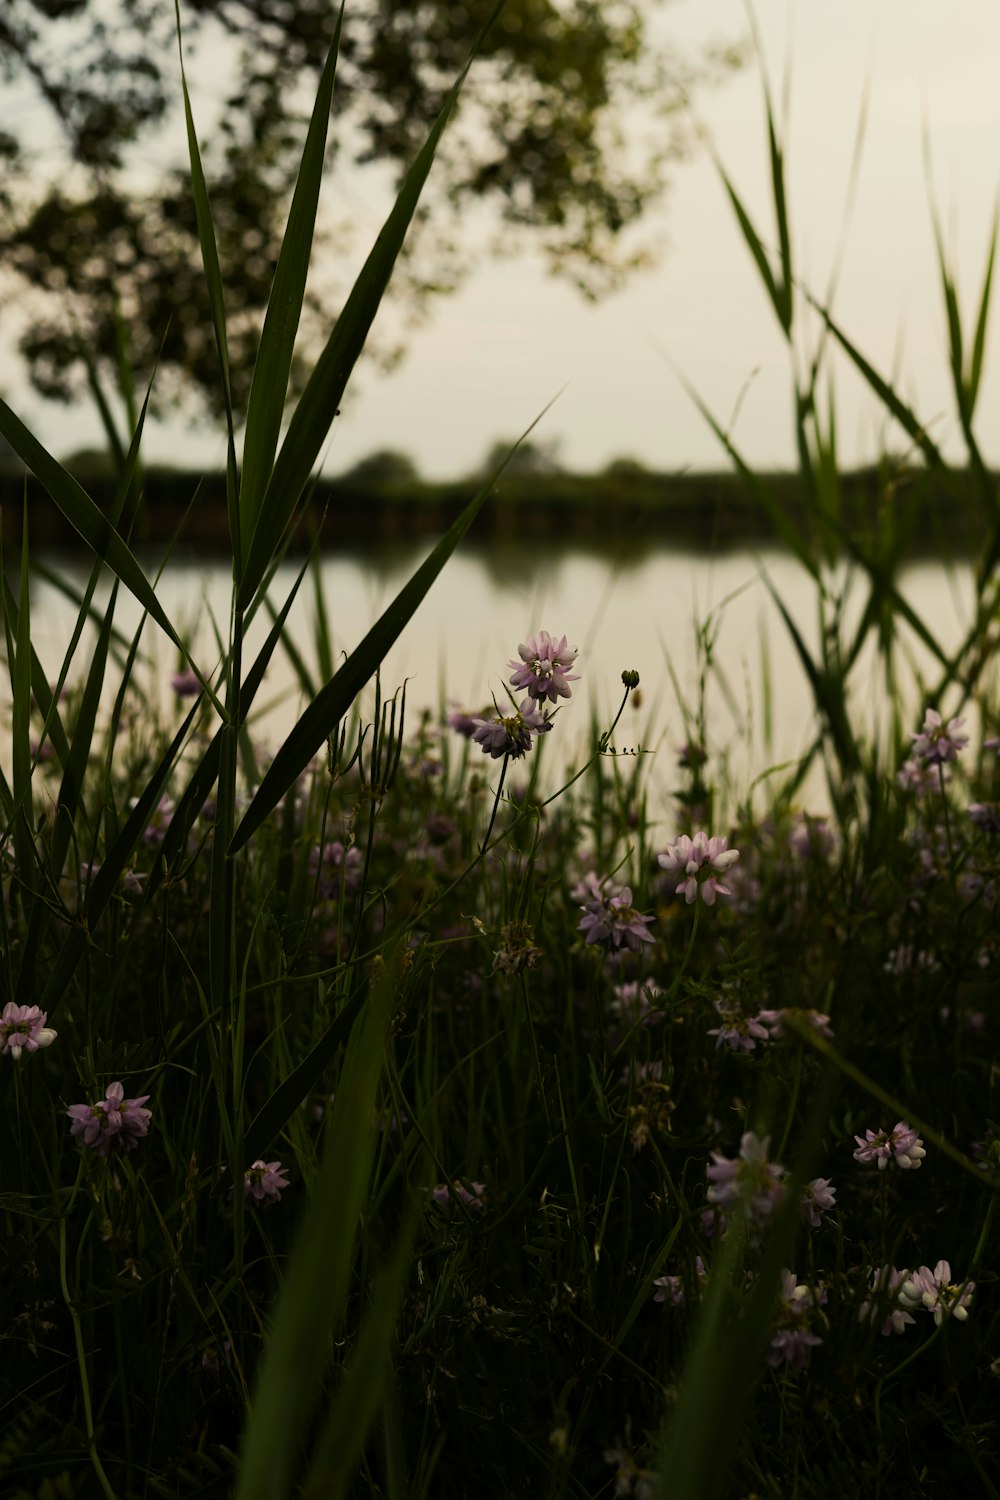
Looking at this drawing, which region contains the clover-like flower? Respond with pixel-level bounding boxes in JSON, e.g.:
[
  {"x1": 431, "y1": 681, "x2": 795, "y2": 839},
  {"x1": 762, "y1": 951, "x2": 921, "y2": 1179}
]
[
  {"x1": 900, "y1": 1261, "x2": 974, "y2": 1326},
  {"x1": 853, "y1": 1121, "x2": 926, "y2": 1171},
  {"x1": 768, "y1": 1270, "x2": 824, "y2": 1373},
  {"x1": 658, "y1": 831, "x2": 740, "y2": 906},
  {"x1": 859, "y1": 1266, "x2": 916, "y2": 1337},
  {"x1": 471, "y1": 697, "x2": 551, "y2": 760},
  {"x1": 706, "y1": 1131, "x2": 786, "y2": 1226},
  {"x1": 67, "y1": 1082, "x2": 152, "y2": 1157},
  {"x1": 0, "y1": 1003, "x2": 57, "y2": 1060},
  {"x1": 243, "y1": 1159, "x2": 290, "y2": 1205},
  {"x1": 800, "y1": 1177, "x2": 836, "y2": 1229},
  {"x1": 910, "y1": 708, "x2": 969, "y2": 763},
  {"x1": 508, "y1": 631, "x2": 579, "y2": 704},
  {"x1": 577, "y1": 878, "x2": 654, "y2": 951}
]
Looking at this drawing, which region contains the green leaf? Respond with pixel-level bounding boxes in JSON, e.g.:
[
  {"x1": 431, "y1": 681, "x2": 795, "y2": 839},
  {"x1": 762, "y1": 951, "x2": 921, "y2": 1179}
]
[
  {"x1": 0, "y1": 395, "x2": 191, "y2": 661},
  {"x1": 236, "y1": 946, "x2": 400, "y2": 1500},
  {"x1": 240, "y1": 7, "x2": 344, "y2": 544},
  {"x1": 230, "y1": 413, "x2": 554, "y2": 853},
  {"x1": 237, "y1": 0, "x2": 509, "y2": 611}
]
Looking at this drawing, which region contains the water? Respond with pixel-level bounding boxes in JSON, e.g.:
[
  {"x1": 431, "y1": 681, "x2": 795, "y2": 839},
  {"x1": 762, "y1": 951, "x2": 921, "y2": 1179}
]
[{"x1": 15, "y1": 543, "x2": 982, "y2": 816}]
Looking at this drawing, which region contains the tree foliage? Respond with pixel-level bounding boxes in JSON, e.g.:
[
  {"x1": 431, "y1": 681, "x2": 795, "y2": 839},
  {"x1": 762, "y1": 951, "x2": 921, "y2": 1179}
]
[{"x1": 0, "y1": 0, "x2": 742, "y2": 417}]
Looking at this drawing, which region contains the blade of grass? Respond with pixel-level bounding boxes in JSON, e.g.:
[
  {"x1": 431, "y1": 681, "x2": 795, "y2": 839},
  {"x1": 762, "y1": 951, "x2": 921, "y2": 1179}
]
[
  {"x1": 174, "y1": 0, "x2": 240, "y2": 568},
  {"x1": 237, "y1": 0, "x2": 509, "y2": 612},
  {"x1": 236, "y1": 943, "x2": 401, "y2": 1500},
  {"x1": 230, "y1": 407, "x2": 556, "y2": 854},
  {"x1": 239, "y1": 6, "x2": 344, "y2": 544}
]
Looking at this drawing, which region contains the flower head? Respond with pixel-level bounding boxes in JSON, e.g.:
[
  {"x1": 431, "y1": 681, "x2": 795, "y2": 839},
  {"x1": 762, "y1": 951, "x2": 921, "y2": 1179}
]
[
  {"x1": 0, "y1": 1003, "x2": 57, "y2": 1060},
  {"x1": 911, "y1": 708, "x2": 969, "y2": 763},
  {"x1": 658, "y1": 831, "x2": 740, "y2": 906},
  {"x1": 767, "y1": 1270, "x2": 824, "y2": 1372},
  {"x1": 431, "y1": 1180, "x2": 487, "y2": 1212},
  {"x1": 67, "y1": 1082, "x2": 152, "y2": 1156},
  {"x1": 243, "y1": 1159, "x2": 290, "y2": 1205},
  {"x1": 859, "y1": 1266, "x2": 916, "y2": 1337},
  {"x1": 706, "y1": 1131, "x2": 786, "y2": 1226},
  {"x1": 309, "y1": 840, "x2": 363, "y2": 900},
  {"x1": 800, "y1": 1177, "x2": 836, "y2": 1229},
  {"x1": 577, "y1": 877, "x2": 655, "y2": 952},
  {"x1": 508, "y1": 631, "x2": 579, "y2": 704},
  {"x1": 900, "y1": 1261, "x2": 974, "y2": 1325},
  {"x1": 471, "y1": 697, "x2": 551, "y2": 760},
  {"x1": 853, "y1": 1121, "x2": 926, "y2": 1171},
  {"x1": 170, "y1": 669, "x2": 201, "y2": 697}
]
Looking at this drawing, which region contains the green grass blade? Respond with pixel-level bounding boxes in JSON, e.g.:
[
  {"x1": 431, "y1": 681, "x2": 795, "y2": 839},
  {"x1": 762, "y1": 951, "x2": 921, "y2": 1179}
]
[
  {"x1": 37, "y1": 697, "x2": 203, "y2": 1018},
  {"x1": 174, "y1": 0, "x2": 240, "y2": 567},
  {"x1": 240, "y1": 6, "x2": 344, "y2": 543},
  {"x1": 237, "y1": 0, "x2": 508, "y2": 611},
  {"x1": 10, "y1": 497, "x2": 35, "y2": 888},
  {"x1": 301, "y1": 1219, "x2": 417, "y2": 1499},
  {"x1": 674, "y1": 369, "x2": 819, "y2": 579},
  {"x1": 0, "y1": 395, "x2": 190, "y2": 658},
  {"x1": 717, "y1": 165, "x2": 787, "y2": 335},
  {"x1": 231, "y1": 421, "x2": 542, "y2": 853},
  {"x1": 1, "y1": 571, "x2": 71, "y2": 767},
  {"x1": 967, "y1": 201, "x2": 998, "y2": 417},
  {"x1": 236, "y1": 945, "x2": 400, "y2": 1500},
  {"x1": 48, "y1": 582, "x2": 119, "y2": 885},
  {"x1": 802, "y1": 290, "x2": 947, "y2": 470}
]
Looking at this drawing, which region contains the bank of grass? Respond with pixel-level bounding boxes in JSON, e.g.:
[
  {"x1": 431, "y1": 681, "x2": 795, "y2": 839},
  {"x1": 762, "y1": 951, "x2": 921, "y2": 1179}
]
[{"x1": 3, "y1": 8, "x2": 1000, "y2": 1498}]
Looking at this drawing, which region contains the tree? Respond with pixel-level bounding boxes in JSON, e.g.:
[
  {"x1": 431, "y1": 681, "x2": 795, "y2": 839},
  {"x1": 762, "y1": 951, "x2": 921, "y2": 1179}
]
[{"x1": 0, "y1": 1, "x2": 742, "y2": 420}]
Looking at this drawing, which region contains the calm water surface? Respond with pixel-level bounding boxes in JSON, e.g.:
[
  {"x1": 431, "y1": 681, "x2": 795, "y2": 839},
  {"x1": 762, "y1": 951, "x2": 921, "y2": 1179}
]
[{"x1": 19, "y1": 544, "x2": 981, "y2": 816}]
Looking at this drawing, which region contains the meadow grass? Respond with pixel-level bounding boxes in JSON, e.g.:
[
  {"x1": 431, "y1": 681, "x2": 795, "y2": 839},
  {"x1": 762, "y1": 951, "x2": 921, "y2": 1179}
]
[{"x1": 2, "y1": 9, "x2": 1000, "y2": 1498}]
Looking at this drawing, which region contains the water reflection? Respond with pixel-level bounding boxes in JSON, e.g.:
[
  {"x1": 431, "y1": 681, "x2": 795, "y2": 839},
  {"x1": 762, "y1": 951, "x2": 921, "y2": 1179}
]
[{"x1": 16, "y1": 544, "x2": 980, "y2": 817}]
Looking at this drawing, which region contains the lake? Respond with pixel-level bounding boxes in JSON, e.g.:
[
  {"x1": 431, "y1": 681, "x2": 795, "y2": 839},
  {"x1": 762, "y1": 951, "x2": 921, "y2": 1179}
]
[{"x1": 16, "y1": 543, "x2": 981, "y2": 817}]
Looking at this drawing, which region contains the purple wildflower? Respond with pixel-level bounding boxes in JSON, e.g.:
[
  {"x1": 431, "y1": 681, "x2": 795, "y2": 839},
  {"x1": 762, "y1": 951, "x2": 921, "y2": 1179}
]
[
  {"x1": 67, "y1": 1082, "x2": 152, "y2": 1156},
  {"x1": 446, "y1": 707, "x2": 484, "y2": 739},
  {"x1": 431, "y1": 1180, "x2": 487, "y2": 1212},
  {"x1": 309, "y1": 840, "x2": 363, "y2": 900},
  {"x1": 0, "y1": 1003, "x2": 57, "y2": 1060},
  {"x1": 707, "y1": 1000, "x2": 769, "y2": 1052},
  {"x1": 853, "y1": 1121, "x2": 926, "y2": 1171},
  {"x1": 243, "y1": 1159, "x2": 290, "y2": 1205},
  {"x1": 141, "y1": 795, "x2": 176, "y2": 848},
  {"x1": 767, "y1": 1270, "x2": 824, "y2": 1372},
  {"x1": 658, "y1": 831, "x2": 740, "y2": 906},
  {"x1": 910, "y1": 708, "x2": 969, "y2": 763},
  {"x1": 859, "y1": 1266, "x2": 916, "y2": 1337},
  {"x1": 706, "y1": 1132, "x2": 786, "y2": 1226},
  {"x1": 900, "y1": 1261, "x2": 974, "y2": 1325},
  {"x1": 471, "y1": 697, "x2": 550, "y2": 760},
  {"x1": 756, "y1": 1007, "x2": 834, "y2": 1042},
  {"x1": 800, "y1": 1177, "x2": 836, "y2": 1228},
  {"x1": 578, "y1": 878, "x2": 655, "y2": 952},
  {"x1": 508, "y1": 631, "x2": 579, "y2": 704},
  {"x1": 170, "y1": 669, "x2": 201, "y2": 697},
  {"x1": 611, "y1": 979, "x2": 665, "y2": 1027}
]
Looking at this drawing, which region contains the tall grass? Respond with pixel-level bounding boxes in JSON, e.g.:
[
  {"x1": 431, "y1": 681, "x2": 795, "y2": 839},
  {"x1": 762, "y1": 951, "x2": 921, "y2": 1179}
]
[{"x1": 2, "y1": 12, "x2": 1000, "y2": 1500}]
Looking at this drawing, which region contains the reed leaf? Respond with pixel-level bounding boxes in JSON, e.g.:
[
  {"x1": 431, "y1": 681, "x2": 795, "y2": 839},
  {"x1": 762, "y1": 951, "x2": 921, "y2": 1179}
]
[{"x1": 236, "y1": 0, "x2": 508, "y2": 612}]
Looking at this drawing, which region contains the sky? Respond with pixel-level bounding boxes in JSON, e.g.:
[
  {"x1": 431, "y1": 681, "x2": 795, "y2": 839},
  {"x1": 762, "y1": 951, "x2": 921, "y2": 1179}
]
[{"x1": 7, "y1": 0, "x2": 1000, "y2": 481}]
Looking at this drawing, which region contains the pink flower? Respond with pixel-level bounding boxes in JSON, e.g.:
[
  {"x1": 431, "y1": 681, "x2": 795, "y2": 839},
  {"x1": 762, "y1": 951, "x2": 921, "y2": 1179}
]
[
  {"x1": 756, "y1": 1008, "x2": 834, "y2": 1042},
  {"x1": 508, "y1": 631, "x2": 579, "y2": 704},
  {"x1": 706, "y1": 1132, "x2": 786, "y2": 1226},
  {"x1": 706, "y1": 1003, "x2": 769, "y2": 1052},
  {"x1": 900, "y1": 1261, "x2": 974, "y2": 1325},
  {"x1": 658, "y1": 831, "x2": 740, "y2": 906},
  {"x1": 471, "y1": 697, "x2": 551, "y2": 760},
  {"x1": 800, "y1": 1177, "x2": 836, "y2": 1228},
  {"x1": 243, "y1": 1160, "x2": 290, "y2": 1205},
  {"x1": 859, "y1": 1266, "x2": 916, "y2": 1336},
  {"x1": 853, "y1": 1121, "x2": 926, "y2": 1171},
  {"x1": 67, "y1": 1082, "x2": 152, "y2": 1156},
  {"x1": 170, "y1": 670, "x2": 201, "y2": 697},
  {"x1": 0, "y1": 1003, "x2": 57, "y2": 1060},
  {"x1": 431, "y1": 1180, "x2": 487, "y2": 1212},
  {"x1": 768, "y1": 1270, "x2": 824, "y2": 1372},
  {"x1": 577, "y1": 879, "x2": 655, "y2": 951},
  {"x1": 910, "y1": 708, "x2": 968, "y2": 763}
]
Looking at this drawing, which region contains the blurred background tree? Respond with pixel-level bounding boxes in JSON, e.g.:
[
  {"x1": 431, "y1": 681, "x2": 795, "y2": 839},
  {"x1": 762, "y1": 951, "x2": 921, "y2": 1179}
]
[{"x1": 0, "y1": 0, "x2": 742, "y2": 421}]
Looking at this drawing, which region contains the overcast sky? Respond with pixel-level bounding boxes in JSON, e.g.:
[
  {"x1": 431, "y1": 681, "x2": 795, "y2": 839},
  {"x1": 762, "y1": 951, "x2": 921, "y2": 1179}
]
[{"x1": 9, "y1": 1, "x2": 1000, "y2": 479}]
